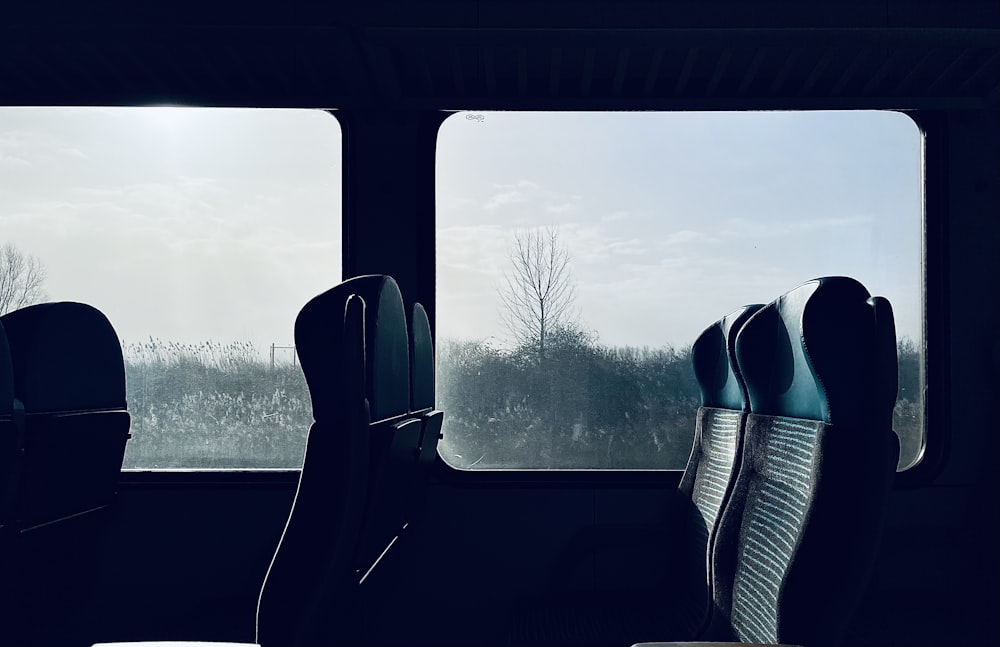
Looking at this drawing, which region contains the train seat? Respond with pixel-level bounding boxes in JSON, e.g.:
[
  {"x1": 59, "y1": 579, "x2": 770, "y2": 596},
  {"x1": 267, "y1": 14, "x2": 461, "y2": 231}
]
[
  {"x1": 0, "y1": 301, "x2": 131, "y2": 646},
  {"x1": 0, "y1": 322, "x2": 19, "y2": 536},
  {"x1": 354, "y1": 300, "x2": 444, "y2": 635},
  {"x1": 409, "y1": 303, "x2": 444, "y2": 518},
  {"x1": 256, "y1": 274, "x2": 415, "y2": 646},
  {"x1": 93, "y1": 275, "x2": 425, "y2": 647},
  {"x1": 703, "y1": 276, "x2": 900, "y2": 647},
  {"x1": 508, "y1": 304, "x2": 762, "y2": 647},
  {"x1": 360, "y1": 301, "x2": 443, "y2": 571},
  {"x1": 0, "y1": 302, "x2": 131, "y2": 530},
  {"x1": 350, "y1": 286, "x2": 427, "y2": 582},
  {"x1": 668, "y1": 303, "x2": 765, "y2": 638}
]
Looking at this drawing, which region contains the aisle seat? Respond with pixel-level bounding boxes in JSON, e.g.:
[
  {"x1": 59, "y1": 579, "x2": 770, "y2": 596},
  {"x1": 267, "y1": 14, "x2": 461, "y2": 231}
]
[
  {"x1": 705, "y1": 277, "x2": 900, "y2": 647},
  {"x1": 0, "y1": 301, "x2": 131, "y2": 647},
  {"x1": 508, "y1": 304, "x2": 762, "y2": 647},
  {"x1": 257, "y1": 274, "x2": 413, "y2": 646}
]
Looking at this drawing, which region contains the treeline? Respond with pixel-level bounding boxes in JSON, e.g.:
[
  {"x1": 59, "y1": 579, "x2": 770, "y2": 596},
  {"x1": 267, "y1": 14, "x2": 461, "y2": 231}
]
[
  {"x1": 436, "y1": 329, "x2": 924, "y2": 470},
  {"x1": 120, "y1": 335, "x2": 922, "y2": 471},
  {"x1": 436, "y1": 329, "x2": 698, "y2": 469}
]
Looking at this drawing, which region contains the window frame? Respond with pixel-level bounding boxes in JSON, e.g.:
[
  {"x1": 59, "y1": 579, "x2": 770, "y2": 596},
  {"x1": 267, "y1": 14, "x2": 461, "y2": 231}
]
[
  {"x1": 0, "y1": 106, "x2": 343, "y2": 473},
  {"x1": 430, "y1": 108, "x2": 937, "y2": 480},
  {"x1": 892, "y1": 110, "x2": 948, "y2": 487},
  {"x1": 117, "y1": 107, "x2": 941, "y2": 484}
]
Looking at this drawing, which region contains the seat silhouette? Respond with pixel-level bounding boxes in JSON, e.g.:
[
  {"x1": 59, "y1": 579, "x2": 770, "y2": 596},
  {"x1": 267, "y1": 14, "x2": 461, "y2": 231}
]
[
  {"x1": 666, "y1": 303, "x2": 764, "y2": 639},
  {"x1": 0, "y1": 302, "x2": 131, "y2": 530},
  {"x1": 704, "y1": 276, "x2": 900, "y2": 647},
  {"x1": 256, "y1": 274, "x2": 414, "y2": 647},
  {"x1": 353, "y1": 301, "x2": 444, "y2": 637},
  {"x1": 354, "y1": 300, "x2": 428, "y2": 583},
  {"x1": 509, "y1": 305, "x2": 761, "y2": 647},
  {"x1": 355, "y1": 302, "x2": 442, "y2": 578},
  {"x1": 0, "y1": 302, "x2": 131, "y2": 646},
  {"x1": 618, "y1": 304, "x2": 764, "y2": 645},
  {"x1": 409, "y1": 303, "x2": 444, "y2": 520},
  {"x1": 0, "y1": 322, "x2": 19, "y2": 537},
  {"x1": 93, "y1": 276, "x2": 427, "y2": 647}
]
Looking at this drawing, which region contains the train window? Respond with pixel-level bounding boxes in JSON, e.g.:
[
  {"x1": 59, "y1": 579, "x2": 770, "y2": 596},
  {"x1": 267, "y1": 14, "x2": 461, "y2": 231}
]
[
  {"x1": 436, "y1": 110, "x2": 923, "y2": 471},
  {"x1": 0, "y1": 107, "x2": 342, "y2": 469}
]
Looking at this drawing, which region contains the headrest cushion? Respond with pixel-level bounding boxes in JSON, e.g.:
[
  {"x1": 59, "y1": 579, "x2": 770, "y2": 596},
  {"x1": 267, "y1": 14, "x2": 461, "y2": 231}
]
[
  {"x1": 736, "y1": 276, "x2": 888, "y2": 425},
  {"x1": 868, "y1": 296, "x2": 899, "y2": 429},
  {"x1": 692, "y1": 304, "x2": 763, "y2": 411},
  {"x1": 0, "y1": 302, "x2": 126, "y2": 413},
  {"x1": 0, "y1": 322, "x2": 13, "y2": 416},
  {"x1": 295, "y1": 275, "x2": 410, "y2": 423},
  {"x1": 410, "y1": 303, "x2": 435, "y2": 412}
]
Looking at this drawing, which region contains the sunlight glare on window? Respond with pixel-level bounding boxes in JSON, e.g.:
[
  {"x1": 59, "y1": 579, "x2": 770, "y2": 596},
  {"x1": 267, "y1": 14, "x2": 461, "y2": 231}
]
[{"x1": 0, "y1": 107, "x2": 342, "y2": 469}]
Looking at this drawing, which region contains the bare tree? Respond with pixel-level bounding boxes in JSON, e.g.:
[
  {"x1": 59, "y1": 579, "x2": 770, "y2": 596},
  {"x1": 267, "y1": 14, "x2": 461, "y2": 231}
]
[
  {"x1": 0, "y1": 243, "x2": 48, "y2": 315},
  {"x1": 498, "y1": 227, "x2": 578, "y2": 359}
]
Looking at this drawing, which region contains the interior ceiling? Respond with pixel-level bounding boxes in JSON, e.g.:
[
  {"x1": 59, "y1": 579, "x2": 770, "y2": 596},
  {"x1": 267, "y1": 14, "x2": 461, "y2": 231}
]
[{"x1": 1, "y1": 1, "x2": 998, "y2": 111}]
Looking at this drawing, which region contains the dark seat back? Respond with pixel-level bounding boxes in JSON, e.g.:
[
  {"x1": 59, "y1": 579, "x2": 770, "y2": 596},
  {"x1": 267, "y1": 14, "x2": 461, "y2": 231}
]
[
  {"x1": 0, "y1": 302, "x2": 131, "y2": 646},
  {"x1": 359, "y1": 302, "x2": 442, "y2": 569},
  {"x1": 710, "y1": 276, "x2": 899, "y2": 647},
  {"x1": 256, "y1": 274, "x2": 412, "y2": 647},
  {"x1": 410, "y1": 303, "x2": 443, "y2": 515},
  {"x1": 0, "y1": 322, "x2": 18, "y2": 534},
  {"x1": 0, "y1": 302, "x2": 130, "y2": 530},
  {"x1": 668, "y1": 304, "x2": 762, "y2": 637}
]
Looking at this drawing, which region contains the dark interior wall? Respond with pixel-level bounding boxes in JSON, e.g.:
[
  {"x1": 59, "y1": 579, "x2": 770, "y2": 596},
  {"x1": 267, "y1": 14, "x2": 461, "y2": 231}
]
[
  {"x1": 0, "y1": 2, "x2": 996, "y2": 646},
  {"x1": 339, "y1": 110, "x2": 445, "y2": 327},
  {"x1": 82, "y1": 476, "x2": 297, "y2": 644},
  {"x1": 74, "y1": 106, "x2": 1000, "y2": 647},
  {"x1": 849, "y1": 107, "x2": 1000, "y2": 647}
]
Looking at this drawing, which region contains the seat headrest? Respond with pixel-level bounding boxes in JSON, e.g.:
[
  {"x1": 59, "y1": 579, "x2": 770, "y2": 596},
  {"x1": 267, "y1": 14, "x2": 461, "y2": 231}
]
[
  {"x1": 735, "y1": 276, "x2": 894, "y2": 425},
  {"x1": 295, "y1": 275, "x2": 410, "y2": 424},
  {"x1": 409, "y1": 303, "x2": 435, "y2": 412},
  {"x1": 869, "y1": 296, "x2": 900, "y2": 430},
  {"x1": 692, "y1": 304, "x2": 764, "y2": 411},
  {"x1": 0, "y1": 322, "x2": 13, "y2": 416},
  {"x1": 0, "y1": 302, "x2": 126, "y2": 414}
]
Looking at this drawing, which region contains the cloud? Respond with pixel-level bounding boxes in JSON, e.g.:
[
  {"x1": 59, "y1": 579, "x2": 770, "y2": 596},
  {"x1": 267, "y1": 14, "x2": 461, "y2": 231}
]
[
  {"x1": 0, "y1": 153, "x2": 31, "y2": 168},
  {"x1": 482, "y1": 180, "x2": 544, "y2": 210},
  {"x1": 437, "y1": 225, "x2": 508, "y2": 275},
  {"x1": 0, "y1": 129, "x2": 89, "y2": 170},
  {"x1": 660, "y1": 229, "x2": 722, "y2": 246},
  {"x1": 559, "y1": 224, "x2": 648, "y2": 265},
  {"x1": 493, "y1": 180, "x2": 539, "y2": 190},
  {"x1": 719, "y1": 215, "x2": 871, "y2": 239},
  {"x1": 601, "y1": 210, "x2": 629, "y2": 222},
  {"x1": 57, "y1": 147, "x2": 88, "y2": 159},
  {"x1": 607, "y1": 239, "x2": 646, "y2": 256},
  {"x1": 545, "y1": 202, "x2": 576, "y2": 215},
  {"x1": 483, "y1": 190, "x2": 530, "y2": 210}
]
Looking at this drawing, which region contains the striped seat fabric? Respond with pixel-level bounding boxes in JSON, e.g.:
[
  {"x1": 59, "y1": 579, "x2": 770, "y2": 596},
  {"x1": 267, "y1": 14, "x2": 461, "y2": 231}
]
[
  {"x1": 728, "y1": 415, "x2": 822, "y2": 641},
  {"x1": 708, "y1": 276, "x2": 900, "y2": 647},
  {"x1": 671, "y1": 303, "x2": 763, "y2": 638}
]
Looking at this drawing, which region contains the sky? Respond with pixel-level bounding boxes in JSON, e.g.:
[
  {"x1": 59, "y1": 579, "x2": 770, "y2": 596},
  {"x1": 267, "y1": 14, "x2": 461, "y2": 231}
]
[
  {"x1": 0, "y1": 108, "x2": 922, "y2": 357},
  {"x1": 437, "y1": 110, "x2": 923, "y2": 348},
  {"x1": 0, "y1": 107, "x2": 342, "y2": 359}
]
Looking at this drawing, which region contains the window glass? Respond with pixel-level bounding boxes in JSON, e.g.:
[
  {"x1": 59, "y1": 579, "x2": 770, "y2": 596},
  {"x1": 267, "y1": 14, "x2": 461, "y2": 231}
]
[
  {"x1": 0, "y1": 107, "x2": 341, "y2": 468},
  {"x1": 436, "y1": 111, "x2": 923, "y2": 471}
]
